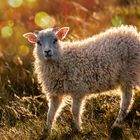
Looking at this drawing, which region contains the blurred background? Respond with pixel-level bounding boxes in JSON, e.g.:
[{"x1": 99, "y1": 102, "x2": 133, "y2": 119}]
[{"x1": 0, "y1": 0, "x2": 140, "y2": 139}]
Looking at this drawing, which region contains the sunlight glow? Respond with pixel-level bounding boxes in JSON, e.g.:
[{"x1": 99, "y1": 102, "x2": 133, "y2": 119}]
[
  {"x1": 8, "y1": 0, "x2": 23, "y2": 8},
  {"x1": 1, "y1": 26, "x2": 13, "y2": 38},
  {"x1": 35, "y1": 12, "x2": 55, "y2": 28}
]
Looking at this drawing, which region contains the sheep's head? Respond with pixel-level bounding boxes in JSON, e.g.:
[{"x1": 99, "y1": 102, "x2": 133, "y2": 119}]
[{"x1": 23, "y1": 27, "x2": 69, "y2": 61}]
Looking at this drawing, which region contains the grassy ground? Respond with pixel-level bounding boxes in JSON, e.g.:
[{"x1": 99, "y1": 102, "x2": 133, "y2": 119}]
[
  {"x1": 0, "y1": 0, "x2": 140, "y2": 140},
  {"x1": 0, "y1": 90, "x2": 139, "y2": 140}
]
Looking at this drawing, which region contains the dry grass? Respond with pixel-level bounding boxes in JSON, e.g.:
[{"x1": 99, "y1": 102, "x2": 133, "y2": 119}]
[{"x1": 0, "y1": 91, "x2": 139, "y2": 140}]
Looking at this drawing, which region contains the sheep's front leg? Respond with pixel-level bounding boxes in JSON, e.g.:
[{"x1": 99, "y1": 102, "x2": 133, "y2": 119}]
[
  {"x1": 113, "y1": 85, "x2": 134, "y2": 127},
  {"x1": 72, "y1": 98, "x2": 82, "y2": 131},
  {"x1": 47, "y1": 96, "x2": 62, "y2": 130}
]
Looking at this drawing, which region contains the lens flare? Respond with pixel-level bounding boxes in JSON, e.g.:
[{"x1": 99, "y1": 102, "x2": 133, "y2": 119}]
[
  {"x1": 1, "y1": 26, "x2": 13, "y2": 38},
  {"x1": 35, "y1": 12, "x2": 55, "y2": 29},
  {"x1": 8, "y1": 0, "x2": 23, "y2": 8}
]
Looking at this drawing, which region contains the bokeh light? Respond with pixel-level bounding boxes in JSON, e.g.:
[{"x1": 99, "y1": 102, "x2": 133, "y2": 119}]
[
  {"x1": 8, "y1": 0, "x2": 23, "y2": 8},
  {"x1": 35, "y1": 12, "x2": 55, "y2": 29},
  {"x1": 1, "y1": 26, "x2": 13, "y2": 38},
  {"x1": 7, "y1": 20, "x2": 14, "y2": 27},
  {"x1": 26, "y1": 0, "x2": 36, "y2": 3},
  {"x1": 18, "y1": 45, "x2": 30, "y2": 56}
]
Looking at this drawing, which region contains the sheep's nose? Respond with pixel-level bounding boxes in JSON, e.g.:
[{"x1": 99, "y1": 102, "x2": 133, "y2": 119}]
[{"x1": 44, "y1": 50, "x2": 52, "y2": 57}]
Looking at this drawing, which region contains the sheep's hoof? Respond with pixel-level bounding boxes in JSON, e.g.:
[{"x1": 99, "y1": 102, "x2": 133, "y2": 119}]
[
  {"x1": 39, "y1": 127, "x2": 50, "y2": 140},
  {"x1": 71, "y1": 122, "x2": 81, "y2": 133},
  {"x1": 110, "y1": 126, "x2": 124, "y2": 140},
  {"x1": 73, "y1": 127, "x2": 81, "y2": 135}
]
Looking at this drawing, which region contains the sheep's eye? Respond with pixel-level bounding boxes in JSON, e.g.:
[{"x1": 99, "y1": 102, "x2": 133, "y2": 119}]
[
  {"x1": 37, "y1": 40, "x2": 42, "y2": 46},
  {"x1": 53, "y1": 38, "x2": 58, "y2": 44}
]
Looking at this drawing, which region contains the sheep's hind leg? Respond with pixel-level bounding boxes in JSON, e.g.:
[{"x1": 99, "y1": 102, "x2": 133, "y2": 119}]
[
  {"x1": 47, "y1": 96, "x2": 62, "y2": 130},
  {"x1": 113, "y1": 85, "x2": 134, "y2": 127}
]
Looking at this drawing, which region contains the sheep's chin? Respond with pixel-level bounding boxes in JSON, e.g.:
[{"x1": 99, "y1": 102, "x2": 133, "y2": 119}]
[{"x1": 43, "y1": 56, "x2": 59, "y2": 62}]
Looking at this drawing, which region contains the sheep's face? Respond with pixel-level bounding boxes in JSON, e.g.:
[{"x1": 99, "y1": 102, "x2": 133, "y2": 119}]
[
  {"x1": 23, "y1": 27, "x2": 69, "y2": 62},
  {"x1": 35, "y1": 30, "x2": 61, "y2": 61}
]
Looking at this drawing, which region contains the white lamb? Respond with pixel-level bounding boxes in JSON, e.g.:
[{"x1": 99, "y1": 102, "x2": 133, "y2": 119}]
[{"x1": 23, "y1": 25, "x2": 139, "y2": 132}]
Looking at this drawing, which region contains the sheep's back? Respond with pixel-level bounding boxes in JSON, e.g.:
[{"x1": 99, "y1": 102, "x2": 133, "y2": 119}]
[{"x1": 62, "y1": 30, "x2": 140, "y2": 95}]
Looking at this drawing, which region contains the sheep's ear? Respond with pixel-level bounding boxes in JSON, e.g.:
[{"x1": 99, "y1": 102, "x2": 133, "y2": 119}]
[
  {"x1": 55, "y1": 27, "x2": 69, "y2": 40},
  {"x1": 23, "y1": 32, "x2": 37, "y2": 43}
]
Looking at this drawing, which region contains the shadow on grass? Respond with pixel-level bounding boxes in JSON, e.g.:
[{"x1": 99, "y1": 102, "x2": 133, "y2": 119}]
[
  {"x1": 57, "y1": 129, "x2": 93, "y2": 140},
  {"x1": 109, "y1": 127, "x2": 124, "y2": 140},
  {"x1": 60, "y1": 130, "x2": 79, "y2": 140}
]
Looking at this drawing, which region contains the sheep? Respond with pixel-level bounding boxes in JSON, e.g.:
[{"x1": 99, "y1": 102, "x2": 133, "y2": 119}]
[{"x1": 23, "y1": 25, "x2": 139, "y2": 132}]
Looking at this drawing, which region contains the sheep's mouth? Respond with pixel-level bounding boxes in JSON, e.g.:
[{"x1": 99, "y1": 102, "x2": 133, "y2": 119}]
[{"x1": 45, "y1": 54, "x2": 52, "y2": 58}]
